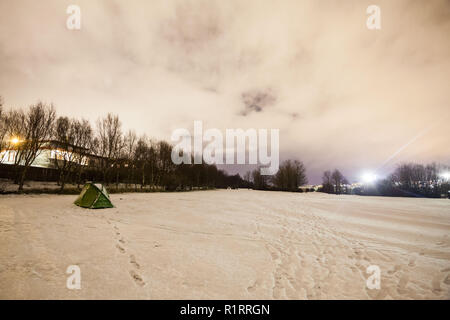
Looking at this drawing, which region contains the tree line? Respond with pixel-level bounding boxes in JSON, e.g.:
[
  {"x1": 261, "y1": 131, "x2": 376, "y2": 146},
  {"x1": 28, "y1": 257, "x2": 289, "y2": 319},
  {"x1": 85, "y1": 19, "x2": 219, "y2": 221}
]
[
  {"x1": 320, "y1": 169, "x2": 348, "y2": 194},
  {"x1": 0, "y1": 98, "x2": 309, "y2": 193},
  {"x1": 363, "y1": 163, "x2": 450, "y2": 198},
  {"x1": 0, "y1": 100, "x2": 249, "y2": 192},
  {"x1": 319, "y1": 164, "x2": 450, "y2": 198},
  {"x1": 243, "y1": 159, "x2": 308, "y2": 192},
  {"x1": 3, "y1": 98, "x2": 446, "y2": 197}
]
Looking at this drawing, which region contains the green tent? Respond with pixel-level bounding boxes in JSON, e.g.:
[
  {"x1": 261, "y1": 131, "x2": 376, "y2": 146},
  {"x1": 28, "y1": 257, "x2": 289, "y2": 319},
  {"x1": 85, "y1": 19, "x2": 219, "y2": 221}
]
[{"x1": 74, "y1": 183, "x2": 114, "y2": 209}]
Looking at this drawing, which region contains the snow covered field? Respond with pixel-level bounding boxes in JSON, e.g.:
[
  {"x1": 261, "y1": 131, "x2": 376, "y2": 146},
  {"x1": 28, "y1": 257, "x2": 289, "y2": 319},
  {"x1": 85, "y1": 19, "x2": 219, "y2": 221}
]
[{"x1": 0, "y1": 190, "x2": 449, "y2": 299}]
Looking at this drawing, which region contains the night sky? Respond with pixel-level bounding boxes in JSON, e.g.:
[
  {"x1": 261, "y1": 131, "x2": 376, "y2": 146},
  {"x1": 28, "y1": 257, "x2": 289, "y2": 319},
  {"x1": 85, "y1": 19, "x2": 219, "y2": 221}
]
[{"x1": 1, "y1": 0, "x2": 449, "y2": 183}]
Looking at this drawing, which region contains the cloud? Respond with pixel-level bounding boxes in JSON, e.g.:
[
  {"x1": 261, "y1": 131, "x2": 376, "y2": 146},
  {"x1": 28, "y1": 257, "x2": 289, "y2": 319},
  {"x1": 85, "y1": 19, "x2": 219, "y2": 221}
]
[
  {"x1": 0, "y1": 0, "x2": 449, "y2": 183},
  {"x1": 240, "y1": 88, "x2": 277, "y2": 116}
]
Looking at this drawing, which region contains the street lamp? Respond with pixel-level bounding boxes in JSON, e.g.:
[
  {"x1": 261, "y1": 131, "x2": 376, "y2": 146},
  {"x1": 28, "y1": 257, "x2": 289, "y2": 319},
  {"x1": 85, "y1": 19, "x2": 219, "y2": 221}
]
[
  {"x1": 11, "y1": 137, "x2": 20, "y2": 145},
  {"x1": 440, "y1": 172, "x2": 450, "y2": 181},
  {"x1": 361, "y1": 172, "x2": 377, "y2": 184}
]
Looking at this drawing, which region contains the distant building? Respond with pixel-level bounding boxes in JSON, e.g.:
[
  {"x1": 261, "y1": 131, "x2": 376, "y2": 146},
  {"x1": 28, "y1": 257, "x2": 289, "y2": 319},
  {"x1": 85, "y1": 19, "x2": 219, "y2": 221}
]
[
  {"x1": 299, "y1": 185, "x2": 321, "y2": 192},
  {"x1": 0, "y1": 140, "x2": 90, "y2": 169}
]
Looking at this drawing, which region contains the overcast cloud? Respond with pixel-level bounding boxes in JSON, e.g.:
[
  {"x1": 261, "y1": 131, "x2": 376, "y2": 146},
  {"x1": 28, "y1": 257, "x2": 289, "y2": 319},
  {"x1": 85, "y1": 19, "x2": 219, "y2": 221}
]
[{"x1": 1, "y1": 0, "x2": 449, "y2": 183}]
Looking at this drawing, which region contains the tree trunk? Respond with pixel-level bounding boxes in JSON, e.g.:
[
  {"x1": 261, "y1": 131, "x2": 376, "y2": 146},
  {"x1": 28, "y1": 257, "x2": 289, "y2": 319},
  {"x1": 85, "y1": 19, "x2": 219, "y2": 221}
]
[
  {"x1": 13, "y1": 164, "x2": 20, "y2": 184},
  {"x1": 141, "y1": 170, "x2": 145, "y2": 189},
  {"x1": 103, "y1": 171, "x2": 107, "y2": 185},
  {"x1": 77, "y1": 170, "x2": 82, "y2": 189},
  {"x1": 18, "y1": 166, "x2": 29, "y2": 192},
  {"x1": 59, "y1": 170, "x2": 65, "y2": 191}
]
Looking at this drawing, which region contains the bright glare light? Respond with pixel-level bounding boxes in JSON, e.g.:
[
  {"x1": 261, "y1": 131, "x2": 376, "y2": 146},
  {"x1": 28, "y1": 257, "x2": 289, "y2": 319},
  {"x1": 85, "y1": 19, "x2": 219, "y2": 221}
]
[
  {"x1": 11, "y1": 137, "x2": 19, "y2": 145},
  {"x1": 440, "y1": 172, "x2": 450, "y2": 180},
  {"x1": 362, "y1": 172, "x2": 377, "y2": 184}
]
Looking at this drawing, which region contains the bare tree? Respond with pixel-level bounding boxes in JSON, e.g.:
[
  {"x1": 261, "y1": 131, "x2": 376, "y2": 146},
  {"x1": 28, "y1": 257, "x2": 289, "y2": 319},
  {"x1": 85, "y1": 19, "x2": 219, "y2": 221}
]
[
  {"x1": 1, "y1": 108, "x2": 23, "y2": 164},
  {"x1": 425, "y1": 163, "x2": 438, "y2": 182},
  {"x1": 392, "y1": 162, "x2": 449, "y2": 187},
  {"x1": 272, "y1": 160, "x2": 307, "y2": 191},
  {"x1": 331, "y1": 169, "x2": 345, "y2": 194},
  {"x1": 133, "y1": 136, "x2": 149, "y2": 189},
  {"x1": 53, "y1": 117, "x2": 80, "y2": 191},
  {"x1": 95, "y1": 113, "x2": 124, "y2": 184},
  {"x1": 146, "y1": 139, "x2": 158, "y2": 187},
  {"x1": 321, "y1": 170, "x2": 333, "y2": 193},
  {"x1": 392, "y1": 163, "x2": 418, "y2": 189},
  {"x1": 123, "y1": 130, "x2": 137, "y2": 187},
  {"x1": 243, "y1": 170, "x2": 252, "y2": 184},
  {"x1": 72, "y1": 119, "x2": 93, "y2": 188},
  {"x1": 13, "y1": 102, "x2": 56, "y2": 191},
  {"x1": 252, "y1": 167, "x2": 269, "y2": 190},
  {"x1": 156, "y1": 140, "x2": 175, "y2": 188}
]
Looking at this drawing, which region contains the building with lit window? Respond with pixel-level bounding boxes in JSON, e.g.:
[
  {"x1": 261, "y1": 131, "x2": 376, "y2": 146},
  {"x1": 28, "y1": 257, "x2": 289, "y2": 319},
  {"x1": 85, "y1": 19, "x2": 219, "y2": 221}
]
[{"x1": 0, "y1": 140, "x2": 90, "y2": 169}]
